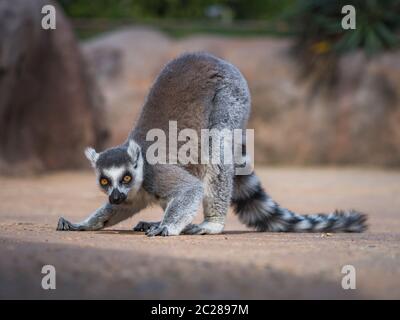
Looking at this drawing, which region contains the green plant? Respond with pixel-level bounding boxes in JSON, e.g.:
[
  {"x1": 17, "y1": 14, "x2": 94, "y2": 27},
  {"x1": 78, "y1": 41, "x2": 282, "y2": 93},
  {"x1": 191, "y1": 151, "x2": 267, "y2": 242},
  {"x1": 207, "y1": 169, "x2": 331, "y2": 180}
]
[{"x1": 286, "y1": 0, "x2": 400, "y2": 90}]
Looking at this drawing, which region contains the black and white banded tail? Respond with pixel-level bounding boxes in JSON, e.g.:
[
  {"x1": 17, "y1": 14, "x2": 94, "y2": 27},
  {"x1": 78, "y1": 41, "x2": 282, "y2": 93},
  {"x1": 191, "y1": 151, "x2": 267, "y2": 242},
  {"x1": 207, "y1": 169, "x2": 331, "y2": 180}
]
[{"x1": 232, "y1": 172, "x2": 367, "y2": 233}]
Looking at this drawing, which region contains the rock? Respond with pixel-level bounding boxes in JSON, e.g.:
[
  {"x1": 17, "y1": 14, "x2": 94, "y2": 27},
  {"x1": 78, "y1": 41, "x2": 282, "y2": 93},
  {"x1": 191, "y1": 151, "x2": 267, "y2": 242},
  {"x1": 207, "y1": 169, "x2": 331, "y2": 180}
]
[
  {"x1": 82, "y1": 27, "x2": 172, "y2": 145},
  {"x1": 82, "y1": 27, "x2": 400, "y2": 166},
  {"x1": 0, "y1": 0, "x2": 107, "y2": 174}
]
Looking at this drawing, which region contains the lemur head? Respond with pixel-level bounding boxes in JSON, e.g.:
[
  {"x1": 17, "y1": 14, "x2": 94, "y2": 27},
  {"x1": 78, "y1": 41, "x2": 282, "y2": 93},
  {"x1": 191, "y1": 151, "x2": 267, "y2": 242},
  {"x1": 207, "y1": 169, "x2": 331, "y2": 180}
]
[{"x1": 84, "y1": 139, "x2": 144, "y2": 205}]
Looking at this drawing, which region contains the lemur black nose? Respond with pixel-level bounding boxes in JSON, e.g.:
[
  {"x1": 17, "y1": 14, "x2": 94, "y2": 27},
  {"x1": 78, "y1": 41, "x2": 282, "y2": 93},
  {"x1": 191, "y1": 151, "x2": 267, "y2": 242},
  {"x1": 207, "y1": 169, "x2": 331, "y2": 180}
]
[{"x1": 109, "y1": 189, "x2": 126, "y2": 205}]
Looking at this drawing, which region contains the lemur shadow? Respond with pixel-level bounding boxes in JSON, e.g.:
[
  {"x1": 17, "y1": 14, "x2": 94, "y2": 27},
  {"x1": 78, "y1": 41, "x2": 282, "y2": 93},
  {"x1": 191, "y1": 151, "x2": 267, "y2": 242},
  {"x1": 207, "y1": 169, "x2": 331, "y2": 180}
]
[
  {"x1": 95, "y1": 229, "x2": 142, "y2": 235},
  {"x1": 222, "y1": 230, "x2": 256, "y2": 235},
  {"x1": 95, "y1": 229, "x2": 257, "y2": 236}
]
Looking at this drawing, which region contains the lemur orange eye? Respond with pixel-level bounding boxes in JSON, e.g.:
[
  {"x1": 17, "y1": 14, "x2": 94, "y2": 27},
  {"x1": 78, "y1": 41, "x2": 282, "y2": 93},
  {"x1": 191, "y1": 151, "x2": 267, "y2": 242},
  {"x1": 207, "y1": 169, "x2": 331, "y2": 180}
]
[
  {"x1": 122, "y1": 175, "x2": 132, "y2": 183},
  {"x1": 100, "y1": 178, "x2": 109, "y2": 186}
]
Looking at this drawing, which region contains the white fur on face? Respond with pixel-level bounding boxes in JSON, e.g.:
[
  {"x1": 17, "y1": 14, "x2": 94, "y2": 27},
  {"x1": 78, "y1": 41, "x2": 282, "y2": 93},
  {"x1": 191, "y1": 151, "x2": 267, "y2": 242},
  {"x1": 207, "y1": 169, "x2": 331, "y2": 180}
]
[
  {"x1": 100, "y1": 159, "x2": 143, "y2": 198},
  {"x1": 94, "y1": 141, "x2": 144, "y2": 199},
  {"x1": 103, "y1": 166, "x2": 126, "y2": 188}
]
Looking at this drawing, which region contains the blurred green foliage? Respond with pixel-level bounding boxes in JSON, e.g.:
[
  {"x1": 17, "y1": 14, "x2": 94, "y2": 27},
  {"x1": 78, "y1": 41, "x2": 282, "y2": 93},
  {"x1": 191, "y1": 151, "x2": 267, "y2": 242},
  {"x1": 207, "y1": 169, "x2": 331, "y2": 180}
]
[
  {"x1": 56, "y1": 1, "x2": 400, "y2": 96},
  {"x1": 287, "y1": 0, "x2": 400, "y2": 55},
  {"x1": 58, "y1": 0, "x2": 296, "y2": 39},
  {"x1": 57, "y1": 0, "x2": 400, "y2": 94},
  {"x1": 58, "y1": 0, "x2": 294, "y2": 20},
  {"x1": 59, "y1": 0, "x2": 399, "y2": 54},
  {"x1": 283, "y1": 0, "x2": 400, "y2": 91}
]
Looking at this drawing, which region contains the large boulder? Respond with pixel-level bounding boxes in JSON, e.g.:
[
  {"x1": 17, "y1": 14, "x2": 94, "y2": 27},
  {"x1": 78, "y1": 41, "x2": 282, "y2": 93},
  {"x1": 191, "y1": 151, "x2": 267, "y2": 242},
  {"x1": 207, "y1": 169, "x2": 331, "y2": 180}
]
[
  {"x1": 82, "y1": 28, "x2": 400, "y2": 166},
  {"x1": 0, "y1": 0, "x2": 107, "y2": 174},
  {"x1": 81, "y1": 27, "x2": 172, "y2": 145}
]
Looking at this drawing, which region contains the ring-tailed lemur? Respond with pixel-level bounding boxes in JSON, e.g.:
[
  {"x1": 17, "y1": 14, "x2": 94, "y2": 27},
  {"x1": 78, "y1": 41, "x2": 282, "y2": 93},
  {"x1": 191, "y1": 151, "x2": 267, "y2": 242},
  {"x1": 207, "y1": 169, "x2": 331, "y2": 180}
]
[{"x1": 57, "y1": 52, "x2": 367, "y2": 236}]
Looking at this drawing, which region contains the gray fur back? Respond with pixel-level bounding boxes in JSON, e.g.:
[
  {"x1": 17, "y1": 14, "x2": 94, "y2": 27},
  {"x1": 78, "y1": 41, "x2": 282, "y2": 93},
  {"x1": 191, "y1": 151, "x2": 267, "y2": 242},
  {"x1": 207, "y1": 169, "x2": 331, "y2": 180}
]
[{"x1": 130, "y1": 52, "x2": 251, "y2": 178}]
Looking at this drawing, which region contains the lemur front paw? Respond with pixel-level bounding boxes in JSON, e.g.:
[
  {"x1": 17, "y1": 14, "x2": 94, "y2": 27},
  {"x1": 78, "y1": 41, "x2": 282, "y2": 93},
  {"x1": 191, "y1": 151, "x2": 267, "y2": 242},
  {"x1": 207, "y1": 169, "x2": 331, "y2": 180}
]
[
  {"x1": 57, "y1": 217, "x2": 76, "y2": 231},
  {"x1": 133, "y1": 221, "x2": 161, "y2": 232}
]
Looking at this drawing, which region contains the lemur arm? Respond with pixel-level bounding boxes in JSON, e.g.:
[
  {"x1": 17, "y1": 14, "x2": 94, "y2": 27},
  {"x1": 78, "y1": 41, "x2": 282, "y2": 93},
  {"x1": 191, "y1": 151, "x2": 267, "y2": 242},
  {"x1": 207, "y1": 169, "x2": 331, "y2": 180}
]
[
  {"x1": 57, "y1": 201, "x2": 146, "y2": 231},
  {"x1": 144, "y1": 165, "x2": 204, "y2": 236}
]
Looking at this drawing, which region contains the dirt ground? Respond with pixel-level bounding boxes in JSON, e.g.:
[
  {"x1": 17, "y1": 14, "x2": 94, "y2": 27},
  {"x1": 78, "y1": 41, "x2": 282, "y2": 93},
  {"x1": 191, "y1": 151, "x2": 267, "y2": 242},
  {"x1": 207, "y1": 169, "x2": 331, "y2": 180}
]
[{"x1": 0, "y1": 167, "x2": 399, "y2": 299}]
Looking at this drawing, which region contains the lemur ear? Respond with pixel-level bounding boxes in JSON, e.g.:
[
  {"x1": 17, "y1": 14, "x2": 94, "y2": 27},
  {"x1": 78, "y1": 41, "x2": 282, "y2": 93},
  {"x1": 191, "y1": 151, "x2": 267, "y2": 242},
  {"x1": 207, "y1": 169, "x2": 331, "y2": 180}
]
[
  {"x1": 84, "y1": 147, "x2": 99, "y2": 167},
  {"x1": 127, "y1": 139, "x2": 141, "y2": 163}
]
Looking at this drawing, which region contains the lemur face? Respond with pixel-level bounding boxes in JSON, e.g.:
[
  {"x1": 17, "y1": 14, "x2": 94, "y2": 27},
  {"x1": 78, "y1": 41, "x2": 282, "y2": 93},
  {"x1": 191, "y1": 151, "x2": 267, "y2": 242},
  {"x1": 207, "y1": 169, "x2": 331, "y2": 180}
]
[{"x1": 84, "y1": 139, "x2": 143, "y2": 205}]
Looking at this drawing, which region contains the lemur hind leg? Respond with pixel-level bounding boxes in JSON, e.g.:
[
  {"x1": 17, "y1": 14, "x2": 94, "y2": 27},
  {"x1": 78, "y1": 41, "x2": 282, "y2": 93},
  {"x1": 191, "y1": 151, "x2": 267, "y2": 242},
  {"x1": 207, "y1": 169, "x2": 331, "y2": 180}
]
[
  {"x1": 57, "y1": 202, "x2": 143, "y2": 231},
  {"x1": 183, "y1": 164, "x2": 233, "y2": 235},
  {"x1": 145, "y1": 165, "x2": 204, "y2": 236}
]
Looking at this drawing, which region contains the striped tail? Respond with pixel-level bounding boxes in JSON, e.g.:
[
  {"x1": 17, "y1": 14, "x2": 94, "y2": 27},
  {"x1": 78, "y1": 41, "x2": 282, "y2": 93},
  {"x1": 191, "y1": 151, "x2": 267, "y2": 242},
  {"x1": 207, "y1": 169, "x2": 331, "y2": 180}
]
[{"x1": 231, "y1": 172, "x2": 368, "y2": 233}]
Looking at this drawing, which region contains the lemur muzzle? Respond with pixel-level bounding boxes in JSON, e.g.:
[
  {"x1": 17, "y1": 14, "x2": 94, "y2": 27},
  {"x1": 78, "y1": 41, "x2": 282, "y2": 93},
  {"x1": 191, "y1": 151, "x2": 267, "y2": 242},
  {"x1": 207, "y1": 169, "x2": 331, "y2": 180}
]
[{"x1": 109, "y1": 189, "x2": 126, "y2": 204}]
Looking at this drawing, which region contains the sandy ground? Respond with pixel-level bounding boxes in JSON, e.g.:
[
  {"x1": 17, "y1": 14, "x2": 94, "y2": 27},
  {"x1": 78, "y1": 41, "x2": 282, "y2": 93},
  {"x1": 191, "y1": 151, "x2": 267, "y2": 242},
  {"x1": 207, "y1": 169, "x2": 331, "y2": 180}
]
[{"x1": 0, "y1": 167, "x2": 399, "y2": 299}]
